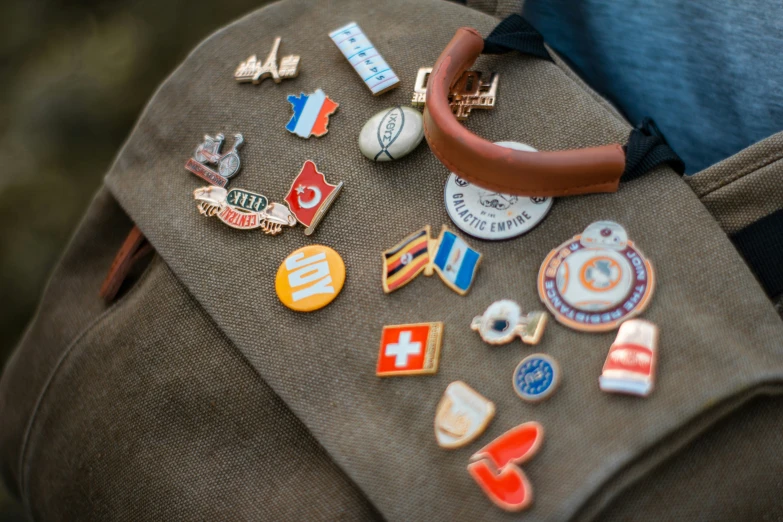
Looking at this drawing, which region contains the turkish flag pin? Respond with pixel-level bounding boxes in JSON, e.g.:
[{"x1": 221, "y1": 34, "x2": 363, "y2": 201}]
[{"x1": 284, "y1": 161, "x2": 344, "y2": 235}]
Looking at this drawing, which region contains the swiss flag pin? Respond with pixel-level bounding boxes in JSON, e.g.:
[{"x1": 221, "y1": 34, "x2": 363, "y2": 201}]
[{"x1": 376, "y1": 322, "x2": 443, "y2": 377}]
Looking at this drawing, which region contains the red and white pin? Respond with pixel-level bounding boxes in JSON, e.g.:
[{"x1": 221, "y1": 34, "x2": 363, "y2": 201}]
[
  {"x1": 284, "y1": 160, "x2": 343, "y2": 235},
  {"x1": 376, "y1": 322, "x2": 443, "y2": 377},
  {"x1": 600, "y1": 319, "x2": 659, "y2": 396}
]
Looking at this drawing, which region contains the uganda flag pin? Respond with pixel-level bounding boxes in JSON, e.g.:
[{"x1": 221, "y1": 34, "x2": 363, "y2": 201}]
[
  {"x1": 381, "y1": 225, "x2": 435, "y2": 293},
  {"x1": 382, "y1": 225, "x2": 482, "y2": 295}
]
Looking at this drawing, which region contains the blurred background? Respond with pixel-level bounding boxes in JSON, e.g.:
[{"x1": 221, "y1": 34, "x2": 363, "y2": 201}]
[{"x1": 0, "y1": 1, "x2": 274, "y2": 519}]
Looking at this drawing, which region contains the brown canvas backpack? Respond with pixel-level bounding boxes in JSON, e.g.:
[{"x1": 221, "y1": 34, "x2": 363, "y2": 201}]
[{"x1": 2, "y1": 0, "x2": 782, "y2": 520}]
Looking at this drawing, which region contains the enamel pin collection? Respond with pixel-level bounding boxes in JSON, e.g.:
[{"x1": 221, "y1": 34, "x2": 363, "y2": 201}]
[
  {"x1": 175, "y1": 28, "x2": 665, "y2": 515},
  {"x1": 191, "y1": 157, "x2": 342, "y2": 237}
]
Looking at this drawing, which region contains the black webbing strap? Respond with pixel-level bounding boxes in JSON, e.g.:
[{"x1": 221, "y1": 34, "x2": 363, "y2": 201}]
[
  {"x1": 482, "y1": 16, "x2": 686, "y2": 180},
  {"x1": 622, "y1": 118, "x2": 685, "y2": 181},
  {"x1": 483, "y1": 14, "x2": 553, "y2": 61},
  {"x1": 731, "y1": 209, "x2": 783, "y2": 300}
]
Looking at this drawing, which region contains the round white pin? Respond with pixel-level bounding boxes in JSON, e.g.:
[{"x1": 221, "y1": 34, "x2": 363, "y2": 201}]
[
  {"x1": 444, "y1": 141, "x2": 553, "y2": 240},
  {"x1": 359, "y1": 106, "x2": 424, "y2": 161}
]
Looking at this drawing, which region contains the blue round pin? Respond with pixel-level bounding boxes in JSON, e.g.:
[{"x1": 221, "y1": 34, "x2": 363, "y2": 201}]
[{"x1": 512, "y1": 354, "x2": 561, "y2": 402}]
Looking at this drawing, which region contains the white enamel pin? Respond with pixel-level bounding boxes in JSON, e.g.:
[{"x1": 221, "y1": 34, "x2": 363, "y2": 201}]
[
  {"x1": 471, "y1": 300, "x2": 548, "y2": 346},
  {"x1": 538, "y1": 221, "x2": 655, "y2": 332},
  {"x1": 435, "y1": 381, "x2": 495, "y2": 449},
  {"x1": 329, "y1": 22, "x2": 400, "y2": 95}
]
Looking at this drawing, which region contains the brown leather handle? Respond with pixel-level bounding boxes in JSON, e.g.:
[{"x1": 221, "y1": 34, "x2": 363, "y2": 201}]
[{"x1": 423, "y1": 27, "x2": 627, "y2": 197}]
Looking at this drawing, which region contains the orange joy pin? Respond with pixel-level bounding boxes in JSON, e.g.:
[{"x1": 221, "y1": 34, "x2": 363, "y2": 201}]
[{"x1": 276, "y1": 245, "x2": 345, "y2": 312}]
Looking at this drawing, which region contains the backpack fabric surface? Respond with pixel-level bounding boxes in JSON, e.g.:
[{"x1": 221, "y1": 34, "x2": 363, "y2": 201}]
[{"x1": 1, "y1": 0, "x2": 782, "y2": 520}]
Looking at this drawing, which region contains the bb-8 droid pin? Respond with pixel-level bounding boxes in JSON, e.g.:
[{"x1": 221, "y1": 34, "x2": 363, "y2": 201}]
[{"x1": 537, "y1": 221, "x2": 655, "y2": 332}]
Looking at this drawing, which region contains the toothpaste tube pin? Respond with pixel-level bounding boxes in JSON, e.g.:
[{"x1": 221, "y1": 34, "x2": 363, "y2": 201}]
[{"x1": 599, "y1": 319, "x2": 659, "y2": 397}]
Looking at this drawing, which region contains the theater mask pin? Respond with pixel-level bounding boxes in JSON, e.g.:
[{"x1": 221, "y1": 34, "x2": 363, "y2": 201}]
[
  {"x1": 471, "y1": 300, "x2": 548, "y2": 345},
  {"x1": 600, "y1": 319, "x2": 659, "y2": 397},
  {"x1": 444, "y1": 142, "x2": 552, "y2": 240},
  {"x1": 538, "y1": 220, "x2": 655, "y2": 332},
  {"x1": 276, "y1": 245, "x2": 346, "y2": 312},
  {"x1": 185, "y1": 133, "x2": 244, "y2": 187},
  {"x1": 376, "y1": 322, "x2": 443, "y2": 377},
  {"x1": 284, "y1": 161, "x2": 343, "y2": 235},
  {"x1": 359, "y1": 106, "x2": 424, "y2": 161},
  {"x1": 435, "y1": 381, "x2": 495, "y2": 449},
  {"x1": 468, "y1": 422, "x2": 544, "y2": 512},
  {"x1": 193, "y1": 186, "x2": 295, "y2": 235},
  {"x1": 512, "y1": 354, "x2": 560, "y2": 403},
  {"x1": 235, "y1": 37, "x2": 301, "y2": 85},
  {"x1": 286, "y1": 89, "x2": 339, "y2": 138}
]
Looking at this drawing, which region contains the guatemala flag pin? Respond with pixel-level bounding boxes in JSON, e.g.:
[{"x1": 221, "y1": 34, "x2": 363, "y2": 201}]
[{"x1": 431, "y1": 225, "x2": 483, "y2": 295}]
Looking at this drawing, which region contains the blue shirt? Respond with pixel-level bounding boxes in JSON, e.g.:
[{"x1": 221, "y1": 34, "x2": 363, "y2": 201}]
[{"x1": 523, "y1": 0, "x2": 783, "y2": 173}]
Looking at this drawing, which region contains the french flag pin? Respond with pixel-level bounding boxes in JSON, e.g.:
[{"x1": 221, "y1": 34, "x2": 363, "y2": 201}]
[{"x1": 285, "y1": 89, "x2": 339, "y2": 138}]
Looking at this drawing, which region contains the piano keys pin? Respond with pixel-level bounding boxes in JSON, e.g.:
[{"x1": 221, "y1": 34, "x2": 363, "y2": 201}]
[
  {"x1": 412, "y1": 67, "x2": 498, "y2": 121},
  {"x1": 184, "y1": 133, "x2": 244, "y2": 187},
  {"x1": 235, "y1": 37, "x2": 301, "y2": 85},
  {"x1": 329, "y1": 22, "x2": 400, "y2": 95}
]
